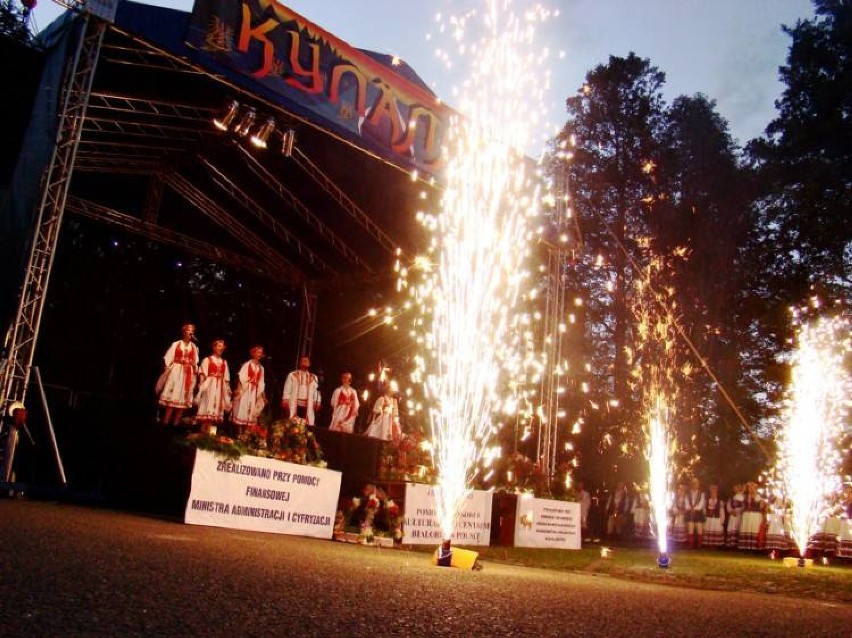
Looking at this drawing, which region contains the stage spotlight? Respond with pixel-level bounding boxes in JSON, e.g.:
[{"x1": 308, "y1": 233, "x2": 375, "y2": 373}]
[
  {"x1": 213, "y1": 100, "x2": 239, "y2": 131},
  {"x1": 281, "y1": 128, "x2": 296, "y2": 157},
  {"x1": 250, "y1": 117, "x2": 276, "y2": 149},
  {"x1": 234, "y1": 108, "x2": 257, "y2": 137}
]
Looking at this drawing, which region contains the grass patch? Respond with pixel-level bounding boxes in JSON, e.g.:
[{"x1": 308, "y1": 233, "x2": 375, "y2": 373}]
[{"x1": 406, "y1": 544, "x2": 852, "y2": 604}]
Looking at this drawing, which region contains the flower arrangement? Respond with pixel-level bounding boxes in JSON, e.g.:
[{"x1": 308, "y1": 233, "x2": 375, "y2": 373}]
[
  {"x1": 472, "y1": 450, "x2": 573, "y2": 499},
  {"x1": 183, "y1": 432, "x2": 247, "y2": 461},
  {"x1": 378, "y1": 428, "x2": 433, "y2": 483},
  {"x1": 239, "y1": 424, "x2": 268, "y2": 451},
  {"x1": 268, "y1": 417, "x2": 325, "y2": 466},
  {"x1": 182, "y1": 416, "x2": 325, "y2": 467},
  {"x1": 336, "y1": 483, "x2": 404, "y2": 544}
]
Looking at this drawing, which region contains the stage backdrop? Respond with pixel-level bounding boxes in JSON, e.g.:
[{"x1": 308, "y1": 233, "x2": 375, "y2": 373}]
[
  {"x1": 185, "y1": 449, "x2": 341, "y2": 538},
  {"x1": 186, "y1": 0, "x2": 450, "y2": 175},
  {"x1": 514, "y1": 496, "x2": 581, "y2": 549},
  {"x1": 403, "y1": 483, "x2": 492, "y2": 546}
]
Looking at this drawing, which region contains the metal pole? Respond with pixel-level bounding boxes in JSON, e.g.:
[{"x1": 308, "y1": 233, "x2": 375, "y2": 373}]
[
  {"x1": 2, "y1": 423, "x2": 19, "y2": 484},
  {"x1": 33, "y1": 367, "x2": 67, "y2": 486}
]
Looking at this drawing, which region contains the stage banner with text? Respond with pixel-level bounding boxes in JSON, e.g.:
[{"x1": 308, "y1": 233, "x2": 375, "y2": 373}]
[
  {"x1": 514, "y1": 497, "x2": 581, "y2": 549},
  {"x1": 185, "y1": 449, "x2": 341, "y2": 538},
  {"x1": 403, "y1": 483, "x2": 492, "y2": 546},
  {"x1": 186, "y1": 0, "x2": 450, "y2": 174}
]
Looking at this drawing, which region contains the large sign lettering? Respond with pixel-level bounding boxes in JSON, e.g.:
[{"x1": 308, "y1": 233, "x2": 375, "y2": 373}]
[
  {"x1": 403, "y1": 483, "x2": 492, "y2": 546},
  {"x1": 185, "y1": 449, "x2": 341, "y2": 538},
  {"x1": 187, "y1": 0, "x2": 449, "y2": 174}
]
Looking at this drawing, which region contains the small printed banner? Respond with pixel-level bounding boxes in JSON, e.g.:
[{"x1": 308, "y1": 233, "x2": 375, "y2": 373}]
[
  {"x1": 403, "y1": 483, "x2": 492, "y2": 546},
  {"x1": 514, "y1": 497, "x2": 581, "y2": 549},
  {"x1": 185, "y1": 449, "x2": 341, "y2": 538}
]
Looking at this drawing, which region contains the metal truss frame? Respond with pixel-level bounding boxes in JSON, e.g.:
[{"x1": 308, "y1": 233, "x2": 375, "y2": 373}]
[
  {"x1": 162, "y1": 172, "x2": 304, "y2": 285},
  {"x1": 0, "y1": 14, "x2": 107, "y2": 412},
  {"x1": 65, "y1": 197, "x2": 286, "y2": 279},
  {"x1": 234, "y1": 145, "x2": 373, "y2": 272},
  {"x1": 290, "y1": 147, "x2": 399, "y2": 255},
  {"x1": 296, "y1": 286, "x2": 319, "y2": 362},
  {"x1": 536, "y1": 167, "x2": 584, "y2": 485},
  {"x1": 199, "y1": 156, "x2": 336, "y2": 276}
]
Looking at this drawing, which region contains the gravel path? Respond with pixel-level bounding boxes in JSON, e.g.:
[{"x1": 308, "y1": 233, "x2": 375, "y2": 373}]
[{"x1": 1, "y1": 500, "x2": 849, "y2": 637}]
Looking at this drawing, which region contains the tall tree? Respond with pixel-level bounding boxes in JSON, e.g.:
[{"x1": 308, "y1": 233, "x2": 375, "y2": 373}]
[
  {"x1": 557, "y1": 53, "x2": 666, "y2": 485},
  {"x1": 655, "y1": 95, "x2": 768, "y2": 485},
  {"x1": 748, "y1": 0, "x2": 852, "y2": 303},
  {"x1": 745, "y1": 0, "x2": 852, "y2": 442}
]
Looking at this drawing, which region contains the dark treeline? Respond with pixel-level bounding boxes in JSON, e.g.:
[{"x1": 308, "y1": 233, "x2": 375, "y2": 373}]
[{"x1": 548, "y1": 0, "x2": 851, "y2": 491}]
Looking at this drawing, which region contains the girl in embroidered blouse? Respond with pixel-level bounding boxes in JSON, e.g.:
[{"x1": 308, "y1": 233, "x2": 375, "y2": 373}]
[
  {"x1": 230, "y1": 345, "x2": 267, "y2": 436},
  {"x1": 328, "y1": 372, "x2": 360, "y2": 433},
  {"x1": 195, "y1": 339, "x2": 232, "y2": 434},
  {"x1": 156, "y1": 323, "x2": 199, "y2": 425}
]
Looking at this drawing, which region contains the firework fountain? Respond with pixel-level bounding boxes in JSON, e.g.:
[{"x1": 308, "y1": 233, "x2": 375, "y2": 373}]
[
  {"x1": 646, "y1": 384, "x2": 673, "y2": 568},
  {"x1": 407, "y1": 1, "x2": 556, "y2": 560},
  {"x1": 633, "y1": 268, "x2": 682, "y2": 569},
  {"x1": 774, "y1": 305, "x2": 851, "y2": 565}
]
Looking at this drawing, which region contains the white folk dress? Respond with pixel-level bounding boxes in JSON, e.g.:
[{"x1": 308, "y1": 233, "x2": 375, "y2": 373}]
[
  {"x1": 738, "y1": 495, "x2": 764, "y2": 550},
  {"x1": 231, "y1": 361, "x2": 266, "y2": 427},
  {"x1": 703, "y1": 495, "x2": 726, "y2": 547},
  {"x1": 282, "y1": 369, "x2": 321, "y2": 425},
  {"x1": 764, "y1": 501, "x2": 792, "y2": 551},
  {"x1": 195, "y1": 355, "x2": 231, "y2": 423},
  {"x1": 328, "y1": 385, "x2": 360, "y2": 433},
  {"x1": 725, "y1": 493, "x2": 744, "y2": 548},
  {"x1": 364, "y1": 395, "x2": 401, "y2": 441},
  {"x1": 157, "y1": 340, "x2": 199, "y2": 409},
  {"x1": 669, "y1": 493, "x2": 688, "y2": 544},
  {"x1": 836, "y1": 516, "x2": 852, "y2": 558}
]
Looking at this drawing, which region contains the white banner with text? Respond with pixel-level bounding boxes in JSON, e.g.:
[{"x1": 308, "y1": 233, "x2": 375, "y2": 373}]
[
  {"x1": 403, "y1": 483, "x2": 492, "y2": 546},
  {"x1": 514, "y1": 497, "x2": 581, "y2": 549},
  {"x1": 185, "y1": 450, "x2": 341, "y2": 539}
]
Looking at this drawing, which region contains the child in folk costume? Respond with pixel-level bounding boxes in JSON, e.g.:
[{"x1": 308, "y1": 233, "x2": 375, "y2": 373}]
[
  {"x1": 725, "y1": 484, "x2": 745, "y2": 548},
  {"x1": 365, "y1": 388, "x2": 401, "y2": 441},
  {"x1": 631, "y1": 492, "x2": 652, "y2": 543},
  {"x1": 764, "y1": 495, "x2": 793, "y2": 554},
  {"x1": 685, "y1": 477, "x2": 707, "y2": 549},
  {"x1": 702, "y1": 483, "x2": 726, "y2": 548},
  {"x1": 282, "y1": 356, "x2": 321, "y2": 426},
  {"x1": 737, "y1": 482, "x2": 765, "y2": 550},
  {"x1": 669, "y1": 483, "x2": 688, "y2": 546},
  {"x1": 808, "y1": 496, "x2": 844, "y2": 557},
  {"x1": 195, "y1": 339, "x2": 231, "y2": 434},
  {"x1": 231, "y1": 346, "x2": 267, "y2": 435},
  {"x1": 605, "y1": 482, "x2": 632, "y2": 540},
  {"x1": 837, "y1": 488, "x2": 852, "y2": 559},
  {"x1": 329, "y1": 372, "x2": 360, "y2": 433},
  {"x1": 157, "y1": 323, "x2": 199, "y2": 425}
]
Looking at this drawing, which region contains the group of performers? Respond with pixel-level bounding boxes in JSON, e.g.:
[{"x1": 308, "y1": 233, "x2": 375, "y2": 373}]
[
  {"x1": 155, "y1": 324, "x2": 402, "y2": 441},
  {"x1": 596, "y1": 476, "x2": 852, "y2": 557}
]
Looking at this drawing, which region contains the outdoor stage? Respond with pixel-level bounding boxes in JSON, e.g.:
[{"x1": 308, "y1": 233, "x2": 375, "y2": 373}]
[{"x1": 0, "y1": 0, "x2": 451, "y2": 496}]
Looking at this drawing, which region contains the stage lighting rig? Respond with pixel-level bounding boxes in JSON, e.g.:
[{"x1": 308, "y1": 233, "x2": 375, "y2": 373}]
[
  {"x1": 250, "y1": 117, "x2": 276, "y2": 149},
  {"x1": 212, "y1": 100, "x2": 297, "y2": 155},
  {"x1": 213, "y1": 100, "x2": 239, "y2": 131},
  {"x1": 234, "y1": 108, "x2": 257, "y2": 138},
  {"x1": 281, "y1": 128, "x2": 295, "y2": 157}
]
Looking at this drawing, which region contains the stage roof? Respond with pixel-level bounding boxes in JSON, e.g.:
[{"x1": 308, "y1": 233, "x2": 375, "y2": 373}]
[{"x1": 39, "y1": 0, "x2": 448, "y2": 287}]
